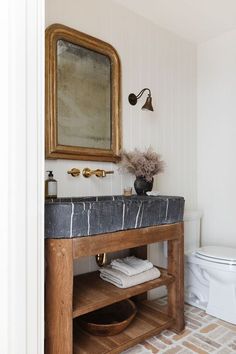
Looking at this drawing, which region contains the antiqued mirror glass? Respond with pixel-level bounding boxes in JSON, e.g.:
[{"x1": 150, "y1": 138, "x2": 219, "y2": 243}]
[{"x1": 45, "y1": 24, "x2": 121, "y2": 162}]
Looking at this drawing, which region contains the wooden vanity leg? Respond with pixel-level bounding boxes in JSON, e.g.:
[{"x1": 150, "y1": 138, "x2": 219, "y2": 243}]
[
  {"x1": 167, "y1": 223, "x2": 185, "y2": 333},
  {"x1": 45, "y1": 239, "x2": 73, "y2": 354}
]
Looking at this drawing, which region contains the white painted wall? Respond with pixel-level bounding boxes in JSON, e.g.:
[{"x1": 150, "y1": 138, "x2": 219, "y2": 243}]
[
  {"x1": 6, "y1": 0, "x2": 44, "y2": 353},
  {"x1": 1, "y1": 3, "x2": 9, "y2": 353},
  {"x1": 198, "y1": 30, "x2": 236, "y2": 247},
  {"x1": 45, "y1": 0, "x2": 197, "y2": 210},
  {"x1": 114, "y1": 0, "x2": 236, "y2": 44}
]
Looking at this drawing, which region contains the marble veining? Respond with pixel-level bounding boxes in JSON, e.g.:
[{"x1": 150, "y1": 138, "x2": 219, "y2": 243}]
[
  {"x1": 135, "y1": 201, "x2": 142, "y2": 228},
  {"x1": 122, "y1": 202, "x2": 125, "y2": 230},
  {"x1": 87, "y1": 202, "x2": 92, "y2": 236},
  {"x1": 69, "y1": 202, "x2": 74, "y2": 237},
  {"x1": 165, "y1": 199, "x2": 169, "y2": 220},
  {"x1": 45, "y1": 195, "x2": 185, "y2": 239}
]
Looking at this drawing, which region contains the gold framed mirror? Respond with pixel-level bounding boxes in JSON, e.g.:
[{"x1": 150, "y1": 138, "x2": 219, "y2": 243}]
[{"x1": 45, "y1": 24, "x2": 121, "y2": 162}]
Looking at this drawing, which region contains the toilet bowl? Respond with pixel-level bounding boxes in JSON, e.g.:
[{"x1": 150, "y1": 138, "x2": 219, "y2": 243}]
[{"x1": 185, "y1": 245, "x2": 236, "y2": 324}]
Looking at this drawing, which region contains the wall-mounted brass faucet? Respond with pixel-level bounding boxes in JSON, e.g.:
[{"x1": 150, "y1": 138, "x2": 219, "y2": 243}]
[
  {"x1": 67, "y1": 168, "x2": 81, "y2": 177},
  {"x1": 82, "y1": 168, "x2": 114, "y2": 178},
  {"x1": 67, "y1": 167, "x2": 114, "y2": 178}
]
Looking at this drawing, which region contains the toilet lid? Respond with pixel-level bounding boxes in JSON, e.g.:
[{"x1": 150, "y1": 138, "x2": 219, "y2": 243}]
[{"x1": 195, "y1": 246, "x2": 236, "y2": 265}]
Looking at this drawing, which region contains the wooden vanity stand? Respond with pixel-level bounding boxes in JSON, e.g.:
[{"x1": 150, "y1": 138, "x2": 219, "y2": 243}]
[{"x1": 45, "y1": 222, "x2": 184, "y2": 354}]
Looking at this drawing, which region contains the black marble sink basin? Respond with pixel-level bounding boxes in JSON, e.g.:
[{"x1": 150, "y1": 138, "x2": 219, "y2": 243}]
[{"x1": 45, "y1": 195, "x2": 185, "y2": 239}]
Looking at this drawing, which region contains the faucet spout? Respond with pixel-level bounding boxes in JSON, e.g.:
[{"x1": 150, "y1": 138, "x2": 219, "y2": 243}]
[
  {"x1": 95, "y1": 169, "x2": 114, "y2": 177},
  {"x1": 82, "y1": 168, "x2": 114, "y2": 178}
]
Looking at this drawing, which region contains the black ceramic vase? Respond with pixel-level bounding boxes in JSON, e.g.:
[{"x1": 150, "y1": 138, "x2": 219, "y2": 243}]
[{"x1": 134, "y1": 176, "x2": 153, "y2": 196}]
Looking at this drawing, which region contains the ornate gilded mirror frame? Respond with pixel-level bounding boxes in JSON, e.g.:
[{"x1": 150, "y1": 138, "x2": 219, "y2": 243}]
[{"x1": 45, "y1": 24, "x2": 121, "y2": 162}]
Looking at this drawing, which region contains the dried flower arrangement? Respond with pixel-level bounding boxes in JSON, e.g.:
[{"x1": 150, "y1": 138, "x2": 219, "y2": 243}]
[{"x1": 120, "y1": 147, "x2": 165, "y2": 182}]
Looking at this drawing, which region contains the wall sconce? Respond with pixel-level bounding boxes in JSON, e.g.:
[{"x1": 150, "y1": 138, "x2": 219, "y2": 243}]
[{"x1": 128, "y1": 88, "x2": 154, "y2": 111}]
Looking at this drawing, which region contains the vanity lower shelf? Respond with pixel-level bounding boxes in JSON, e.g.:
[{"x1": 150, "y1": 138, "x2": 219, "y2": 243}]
[
  {"x1": 73, "y1": 300, "x2": 173, "y2": 354},
  {"x1": 73, "y1": 268, "x2": 174, "y2": 318}
]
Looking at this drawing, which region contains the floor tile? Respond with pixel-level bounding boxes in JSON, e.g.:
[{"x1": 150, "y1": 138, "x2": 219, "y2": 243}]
[{"x1": 122, "y1": 299, "x2": 236, "y2": 354}]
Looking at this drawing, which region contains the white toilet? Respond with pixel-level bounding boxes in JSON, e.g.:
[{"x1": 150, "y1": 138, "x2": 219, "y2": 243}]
[{"x1": 184, "y1": 211, "x2": 236, "y2": 325}]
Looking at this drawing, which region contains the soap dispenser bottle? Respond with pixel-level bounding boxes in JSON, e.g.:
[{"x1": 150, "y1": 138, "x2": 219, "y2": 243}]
[{"x1": 45, "y1": 171, "x2": 57, "y2": 198}]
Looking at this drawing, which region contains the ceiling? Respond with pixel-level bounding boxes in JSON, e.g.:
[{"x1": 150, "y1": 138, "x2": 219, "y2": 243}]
[{"x1": 114, "y1": 0, "x2": 236, "y2": 43}]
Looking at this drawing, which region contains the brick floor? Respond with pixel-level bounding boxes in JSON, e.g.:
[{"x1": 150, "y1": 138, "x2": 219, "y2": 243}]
[{"x1": 122, "y1": 299, "x2": 236, "y2": 354}]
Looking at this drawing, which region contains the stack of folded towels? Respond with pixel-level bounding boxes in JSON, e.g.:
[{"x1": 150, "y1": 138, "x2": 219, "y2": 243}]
[{"x1": 99, "y1": 256, "x2": 160, "y2": 288}]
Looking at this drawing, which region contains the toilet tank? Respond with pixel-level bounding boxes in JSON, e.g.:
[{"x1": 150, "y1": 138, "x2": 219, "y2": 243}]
[{"x1": 184, "y1": 210, "x2": 202, "y2": 253}]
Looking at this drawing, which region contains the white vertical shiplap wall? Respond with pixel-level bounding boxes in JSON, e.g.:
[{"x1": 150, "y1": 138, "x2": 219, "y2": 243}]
[
  {"x1": 45, "y1": 0, "x2": 197, "y2": 208},
  {"x1": 45, "y1": 0, "x2": 197, "y2": 274},
  {"x1": 198, "y1": 30, "x2": 236, "y2": 248},
  {"x1": 1, "y1": 1, "x2": 9, "y2": 352},
  {"x1": 7, "y1": 0, "x2": 44, "y2": 352}
]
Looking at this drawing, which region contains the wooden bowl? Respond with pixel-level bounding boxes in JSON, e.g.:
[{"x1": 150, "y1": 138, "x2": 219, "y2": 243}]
[{"x1": 77, "y1": 299, "x2": 137, "y2": 336}]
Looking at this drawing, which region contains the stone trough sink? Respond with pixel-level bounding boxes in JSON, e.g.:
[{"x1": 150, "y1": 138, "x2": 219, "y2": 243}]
[{"x1": 45, "y1": 195, "x2": 185, "y2": 239}]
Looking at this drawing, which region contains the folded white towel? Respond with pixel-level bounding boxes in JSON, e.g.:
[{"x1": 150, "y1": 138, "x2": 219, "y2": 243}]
[
  {"x1": 110, "y1": 256, "x2": 153, "y2": 276},
  {"x1": 99, "y1": 266, "x2": 160, "y2": 288}
]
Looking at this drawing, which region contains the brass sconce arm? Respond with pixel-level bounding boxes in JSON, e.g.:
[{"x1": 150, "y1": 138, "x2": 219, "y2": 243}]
[{"x1": 128, "y1": 87, "x2": 154, "y2": 111}]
